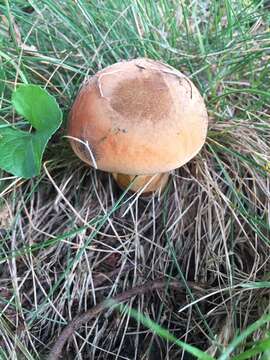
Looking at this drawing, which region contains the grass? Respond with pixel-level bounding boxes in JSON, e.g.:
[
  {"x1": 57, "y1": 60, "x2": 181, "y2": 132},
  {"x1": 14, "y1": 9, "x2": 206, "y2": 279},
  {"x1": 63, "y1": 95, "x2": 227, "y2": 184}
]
[{"x1": 0, "y1": 0, "x2": 270, "y2": 359}]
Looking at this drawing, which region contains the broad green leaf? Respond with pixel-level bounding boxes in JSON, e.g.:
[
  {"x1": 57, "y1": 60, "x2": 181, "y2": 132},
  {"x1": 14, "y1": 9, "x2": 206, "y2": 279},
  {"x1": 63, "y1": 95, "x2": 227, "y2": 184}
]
[
  {"x1": 11, "y1": 85, "x2": 61, "y2": 132},
  {"x1": 0, "y1": 85, "x2": 62, "y2": 178}
]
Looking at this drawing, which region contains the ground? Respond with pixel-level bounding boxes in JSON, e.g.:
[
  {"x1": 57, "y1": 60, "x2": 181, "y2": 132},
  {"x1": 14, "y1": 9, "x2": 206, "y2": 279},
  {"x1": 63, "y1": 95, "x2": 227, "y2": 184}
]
[{"x1": 0, "y1": 1, "x2": 270, "y2": 359}]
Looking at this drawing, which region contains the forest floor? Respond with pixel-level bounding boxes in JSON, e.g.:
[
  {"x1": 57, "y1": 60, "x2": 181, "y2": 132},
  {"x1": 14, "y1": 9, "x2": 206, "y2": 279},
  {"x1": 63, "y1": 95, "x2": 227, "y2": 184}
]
[{"x1": 0, "y1": 1, "x2": 270, "y2": 359}]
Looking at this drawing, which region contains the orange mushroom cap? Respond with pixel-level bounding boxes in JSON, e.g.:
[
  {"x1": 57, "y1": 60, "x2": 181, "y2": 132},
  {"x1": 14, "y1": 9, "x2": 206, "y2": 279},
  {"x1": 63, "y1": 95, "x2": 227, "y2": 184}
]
[{"x1": 68, "y1": 58, "x2": 208, "y2": 175}]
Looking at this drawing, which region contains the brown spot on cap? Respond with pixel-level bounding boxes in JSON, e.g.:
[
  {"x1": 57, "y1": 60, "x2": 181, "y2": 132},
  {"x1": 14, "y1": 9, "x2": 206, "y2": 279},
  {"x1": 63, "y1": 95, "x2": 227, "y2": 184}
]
[{"x1": 110, "y1": 72, "x2": 171, "y2": 123}]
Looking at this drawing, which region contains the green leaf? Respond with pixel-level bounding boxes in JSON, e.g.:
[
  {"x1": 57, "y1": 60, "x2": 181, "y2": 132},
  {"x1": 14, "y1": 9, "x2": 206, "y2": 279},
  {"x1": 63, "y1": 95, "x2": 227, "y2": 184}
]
[{"x1": 0, "y1": 85, "x2": 62, "y2": 178}]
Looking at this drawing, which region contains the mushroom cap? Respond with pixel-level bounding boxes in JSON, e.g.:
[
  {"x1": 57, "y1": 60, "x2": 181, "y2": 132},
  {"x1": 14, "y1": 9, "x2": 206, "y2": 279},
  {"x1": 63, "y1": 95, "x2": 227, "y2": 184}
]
[{"x1": 68, "y1": 58, "x2": 208, "y2": 175}]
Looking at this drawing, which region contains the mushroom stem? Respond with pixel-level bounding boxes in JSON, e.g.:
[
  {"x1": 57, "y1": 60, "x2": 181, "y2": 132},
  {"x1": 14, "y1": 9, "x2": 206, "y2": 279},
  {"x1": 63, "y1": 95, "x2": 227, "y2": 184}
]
[{"x1": 112, "y1": 172, "x2": 169, "y2": 194}]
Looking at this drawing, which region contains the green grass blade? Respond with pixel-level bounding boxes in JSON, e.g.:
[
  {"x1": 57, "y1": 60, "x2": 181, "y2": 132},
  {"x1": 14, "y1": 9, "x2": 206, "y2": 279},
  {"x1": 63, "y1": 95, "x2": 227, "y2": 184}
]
[
  {"x1": 231, "y1": 336, "x2": 270, "y2": 360},
  {"x1": 218, "y1": 314, "x2": 270, "y2": 360},
  {"x1": 113, "y1": 302, "x2": 215, "y2": 360}
]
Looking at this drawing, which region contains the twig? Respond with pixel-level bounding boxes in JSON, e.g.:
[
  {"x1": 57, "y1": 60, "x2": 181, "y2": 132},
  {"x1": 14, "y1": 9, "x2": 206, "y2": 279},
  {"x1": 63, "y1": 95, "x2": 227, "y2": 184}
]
[
  {"x1": 64, "y1": 135, "x2": 98, "y2": 169},
  {"x1": 47, "y1": 278, "x2": 202, "y2": 360},
  {"x1": 97, "y1": 70, "x2": 123, "y2": 98}
]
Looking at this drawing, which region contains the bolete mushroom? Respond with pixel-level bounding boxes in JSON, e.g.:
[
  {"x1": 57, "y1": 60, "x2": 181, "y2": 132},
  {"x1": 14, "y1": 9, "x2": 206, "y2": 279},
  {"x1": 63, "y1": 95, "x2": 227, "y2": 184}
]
[{"x1": 68, "y1": 58, "x2": 208, "y2": 194}]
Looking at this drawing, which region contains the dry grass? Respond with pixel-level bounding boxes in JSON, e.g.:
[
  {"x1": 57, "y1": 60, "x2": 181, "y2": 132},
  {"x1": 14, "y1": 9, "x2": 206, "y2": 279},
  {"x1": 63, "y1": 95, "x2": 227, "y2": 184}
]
[{"x1": 0, "y1": 0, "x2": 270, "y2": 359}]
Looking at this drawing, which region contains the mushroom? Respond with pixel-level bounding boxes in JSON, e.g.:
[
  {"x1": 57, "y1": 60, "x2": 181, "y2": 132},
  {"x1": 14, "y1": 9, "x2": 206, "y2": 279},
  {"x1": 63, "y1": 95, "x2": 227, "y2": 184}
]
[{"x1": 68, "y1": 58, "x2": 208, "y2": 194}]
